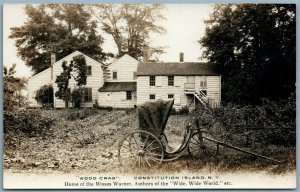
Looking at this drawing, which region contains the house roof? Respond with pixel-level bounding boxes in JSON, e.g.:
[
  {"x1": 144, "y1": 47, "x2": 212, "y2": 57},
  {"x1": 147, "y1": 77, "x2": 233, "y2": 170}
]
[
  {"x1": 28, "y1": 50, "x2": 104, "y2": 81},
  {"x1": 98, "y1": 82, "x2": 137, "y2": 92},
  {"x1": 137, "y1": 62, "x2": 218, "y2": 76}
]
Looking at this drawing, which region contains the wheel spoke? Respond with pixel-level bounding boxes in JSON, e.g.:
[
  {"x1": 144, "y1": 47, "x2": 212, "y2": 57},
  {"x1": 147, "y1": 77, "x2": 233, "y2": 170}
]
[
  {"x1": 118, "y1": 131, "x2": 163, "y2": 172},
  {"x1": 188, "y1": 132, "x2": 217, "y2": 159},
  {"x1": 147, "y1": 155, "x2": 161, "y2": 163},
  {"x1": 144, "y1": 157, "x2": 152, "y2": 167}
]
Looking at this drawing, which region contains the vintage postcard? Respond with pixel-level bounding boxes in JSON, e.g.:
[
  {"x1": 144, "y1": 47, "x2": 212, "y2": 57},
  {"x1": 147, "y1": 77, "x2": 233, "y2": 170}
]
[{"x1": 3, "y1": 3, "x2": 296, "y2": 189}]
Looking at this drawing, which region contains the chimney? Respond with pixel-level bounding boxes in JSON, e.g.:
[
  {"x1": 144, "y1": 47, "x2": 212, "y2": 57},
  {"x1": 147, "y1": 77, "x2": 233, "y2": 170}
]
[
  {"x1": 51, "y1": 53, "x2": 56, "y2": 64},
  {"x1": 179, "y1": 52, "x2": 184, "y2": 62},
  {"x1": 51, "y1": 53, "x2": 56, "y2": 80},
  {"x1": 143, "y1": 45, "x2": 149, "y2": 62}
]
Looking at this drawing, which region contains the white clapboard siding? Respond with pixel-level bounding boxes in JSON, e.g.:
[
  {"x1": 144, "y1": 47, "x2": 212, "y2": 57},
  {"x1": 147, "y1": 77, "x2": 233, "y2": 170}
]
[
  {"x1": 27, "y1": 68, "x2": 52, "y2": 107},
  {"x1": 52, "y1": 51, "x2": 104, "y2": 108},
  {"x1": 156, "y1": 76, "x2": 163, "y2": 86},
  {"x1": 137, "y1": 76, "x2": 187, "y2": 109},
  {"x1": 174, "y1": 76, "x2": 181, "y2": 87},
  {"x1": 98, "y1": 91, "x2": 136, "y2": 108},
  {"x1": 137, "y1": 75, "x2": 221, "y2": 109},
  {"x1": 207, "y1": 76, "x2": 221, "y2": 107},
  {"x1": 106, "y1": 54, "x2": 139, "y2": 82}
]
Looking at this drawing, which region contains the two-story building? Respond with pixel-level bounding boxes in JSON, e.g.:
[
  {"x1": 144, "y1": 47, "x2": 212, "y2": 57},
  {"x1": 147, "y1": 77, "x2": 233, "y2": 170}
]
[
  {"x1": 97, "y1": 54, "x2": 139, "y2": 108},
  {"x1": 27, "y1": 51, "x2": 139, "y2": 108},
  {"x1": 27, "y1": 51, "x2": 105, "y2": 108},
  {"x1": 136, "y1": 62, "x2": 221, "y2": 109},
  {"x1": 27, "y1": 51, "x2": 221, "y2": 109}
]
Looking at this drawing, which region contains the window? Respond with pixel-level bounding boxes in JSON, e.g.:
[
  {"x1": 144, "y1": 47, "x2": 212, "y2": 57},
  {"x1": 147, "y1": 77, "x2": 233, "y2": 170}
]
[
  {"x1": 168, "y1": 76, "x2": 174, "y2": 86},
  {"x1": 200, "y1": 76, "x2": 207, "y2": 88},
  {"x1": 168, "y1": 94, "x2": 174, "y2": 99},
  {"x1": 86, "y1": 66, "x2": 92, "y2": 76},
  {"x1": 149, "y1": 94, "x2": 155, "y2": 100},
  {"x1": 83, "y1": 88, "x2": 92, "y2": 102},
  {"x1": 133, "y1": 72, "x2": 137, "y2": 80},
  {"x1": 149, "y1": 76, "x2": 155, "y2": 86},
  {"x1": 126, "y1": 91, "x2": 132, "y2": 100},
  {"x1": 113, "y1": 71, "x2": 117, "y2": 79},
  {"x1": 200, "y1": 81, "x2": 207, "y2": 88}
]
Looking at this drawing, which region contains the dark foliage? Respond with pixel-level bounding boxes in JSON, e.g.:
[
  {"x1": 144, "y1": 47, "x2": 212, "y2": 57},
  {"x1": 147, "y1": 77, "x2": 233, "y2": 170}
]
[
  {"x1": 3, "y1": 64, "x2": 27, "y2": 110},
  {"x1": 195, "y1": 94, "x2": 296, "y2": 148},
  {"x1": 200, "y1": 4, "x2": 296, "y2": 104},
  {"x1": 34, "y1": 85, "x2": 53, "y2": 107},
  {"x1": 71, "y1": 88, "x2": 84, "y2": 108},
  {"x1": 55, "y1": 54, "x2": 88, "y2": 108},
  {"x1": 9, "y1": 4, "x2": 110, "y2": 74},
  {"x1": 4, "y1": 110, "x2": 56, "y2": 137}
]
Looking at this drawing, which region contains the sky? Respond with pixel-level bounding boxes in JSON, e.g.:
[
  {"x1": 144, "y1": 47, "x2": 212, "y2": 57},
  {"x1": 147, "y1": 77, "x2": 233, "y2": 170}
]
[{"x1": 3, "y1": 4, "x2": 214, "y2": 78}]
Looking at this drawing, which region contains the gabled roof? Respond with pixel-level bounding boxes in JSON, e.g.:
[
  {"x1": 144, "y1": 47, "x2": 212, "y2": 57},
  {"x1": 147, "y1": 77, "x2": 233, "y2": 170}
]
[
  {"x1": 52, "y1": 50, "x2": 104, "y2": 68},
  {"x1": 28, "y1": 50, "x2": 104, "y2": 81},
  {"x1": 98, "y1": 82, "x2": 137, "y2": 92},
  {"x1": 106, "y1": 54, "x2": 139, "y2": 66},
  {"x1": 137, "y1": 62, "x2": 218, "y2": 76},
  {"x1": 28, "y1": 67, "x2": 51, "y2": 81}
]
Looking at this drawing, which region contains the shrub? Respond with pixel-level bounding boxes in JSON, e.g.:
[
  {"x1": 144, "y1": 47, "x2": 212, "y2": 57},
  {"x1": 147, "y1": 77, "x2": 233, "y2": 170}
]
[
  {"x1": 177, "y1": 106, "x2": 189, "y2": 115},
  {"x1": 170, "y1": 106, "x2": 189, "y2": 115},
  {"x1": 71, "y1": 88, "x2": 84, "y2": 108},
  {"x1": 195, "y1": 94, "x2": 296, "y2": 148},
  {"x1": 4, "y1": 109, "x2": 56, "y2": 137},
  {"x1": 34, "y1": 85, "x2": 53, "y2": 108}
]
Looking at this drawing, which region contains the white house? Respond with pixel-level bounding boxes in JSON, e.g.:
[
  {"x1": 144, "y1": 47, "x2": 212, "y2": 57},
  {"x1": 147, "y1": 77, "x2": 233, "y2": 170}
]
[
  {"x1": 97, "y1": 54, "x2": 139, "y2": 108},
  {"x1": 27, "y1": 51, "x2": 220, "y2": 109},
  {"x1": 27, "y1": 51, "x2": 105, "y2": 108},
  {"x1": 136, "y1": 62, "x2": 221, "y2": 109}
]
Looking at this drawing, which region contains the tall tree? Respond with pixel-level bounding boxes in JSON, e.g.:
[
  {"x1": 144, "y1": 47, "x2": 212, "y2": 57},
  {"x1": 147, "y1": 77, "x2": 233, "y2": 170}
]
[
  {"x1": 89, "y1": 4, "x2": 166, "y2": 60},
  {"x1": 3, "y1": 64, "x2": 27, "y2": 110},
  {"x1": 200, "y1": 4, "x2": 296, "y2": 103},
  {"x1": 10, "y1": 4, "x2": 109, "y2": 75},
  {"x1": 55, "y1": 55, "x2": 87, "y2": 108}
]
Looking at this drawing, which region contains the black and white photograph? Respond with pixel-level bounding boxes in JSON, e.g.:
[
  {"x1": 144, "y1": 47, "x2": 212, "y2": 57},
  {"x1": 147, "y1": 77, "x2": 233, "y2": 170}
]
[{"x1": 3, "y1": 3, "x2": 296, "y2": 189}]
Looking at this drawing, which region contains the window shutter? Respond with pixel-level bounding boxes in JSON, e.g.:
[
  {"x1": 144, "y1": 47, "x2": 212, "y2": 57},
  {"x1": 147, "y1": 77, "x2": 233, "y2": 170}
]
[
  {"x1": 156, "y1": 76, "x2": 163, "y2": 86},
  {"x1": 174, "y1": 76, "x2": 180, "y2": 87}
]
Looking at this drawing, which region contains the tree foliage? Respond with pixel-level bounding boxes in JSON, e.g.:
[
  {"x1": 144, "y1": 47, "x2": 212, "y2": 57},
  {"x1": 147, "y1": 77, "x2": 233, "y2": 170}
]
[
  {"x1": 89, "y1": 4, "x2": 166, "y2": 60},
  {"x1": 10, "y1": 4, "x2": 109, "y2": 74},
  {"x1": 55, "y1": 55, "x2": 87, "y2": 108},
  {"x1": 200, "y1": 4, "x2": 296, "y2": 103},
  {"x1": 3, "y1": 64, "x2": 27, "y2": 111}
]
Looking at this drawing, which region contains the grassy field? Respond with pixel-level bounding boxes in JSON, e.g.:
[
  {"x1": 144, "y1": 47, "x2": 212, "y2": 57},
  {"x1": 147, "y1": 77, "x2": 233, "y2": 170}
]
[{"x1": 3, "y1": 108, "x2": 295, "y2": 175}]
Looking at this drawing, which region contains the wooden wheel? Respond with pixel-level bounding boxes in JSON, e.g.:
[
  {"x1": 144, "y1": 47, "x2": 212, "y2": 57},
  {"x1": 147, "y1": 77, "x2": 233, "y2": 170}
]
[
  {"x1": 118, "y1": 130, "x2": 164, "y2": 171},
  {"x1": 188, "y1": 131, "x2": 217, "y2": 159}
]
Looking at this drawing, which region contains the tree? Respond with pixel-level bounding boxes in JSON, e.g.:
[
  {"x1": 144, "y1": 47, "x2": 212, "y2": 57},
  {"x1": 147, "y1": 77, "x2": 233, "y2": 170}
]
[
  {"x1": 89, "y1": 4, "x2": 166, "y2": 60},
  {"x1": 55, "y1": 55, "x2": 87, "y2": 108},
  {"x1": 200, "y1": 4, "x2": 296, "y2": 104},
  {"x1": 34, "y1": 85, "x2": 54, "y2": 107},
  {"x1": 10, "y1": 4, "x2": 110, "y2": 74},
  {"x1": 3, "y1": 64, "x2": 27, "y2": 111}
]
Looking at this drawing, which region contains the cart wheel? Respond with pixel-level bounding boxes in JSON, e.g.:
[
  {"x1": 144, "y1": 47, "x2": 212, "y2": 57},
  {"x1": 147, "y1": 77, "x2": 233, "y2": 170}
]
[
  {"x1": 188, "y1": 131, "x2": 217, "y2": 159},
  {"x1": 118, "y1": 130, "x2": 164, "y2": 171}
]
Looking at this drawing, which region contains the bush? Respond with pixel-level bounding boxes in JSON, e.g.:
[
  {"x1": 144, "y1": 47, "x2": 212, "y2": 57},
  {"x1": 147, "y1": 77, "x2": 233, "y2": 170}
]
[
  {"x1": 195, "y1": 94, "x2": 296, "y2": 148},
  {"x1": 71, "y1": 88, "x2": 84, "y2": 108},
  {"x1": 4, "y1": 109, "x2": 56, "y2": 137},
  {"x1": 170, "y1": 106, "x2": 189, "y2": 115},
  {"x1": 34, "y1": 85, "x2": 53, "y2": 107}
]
